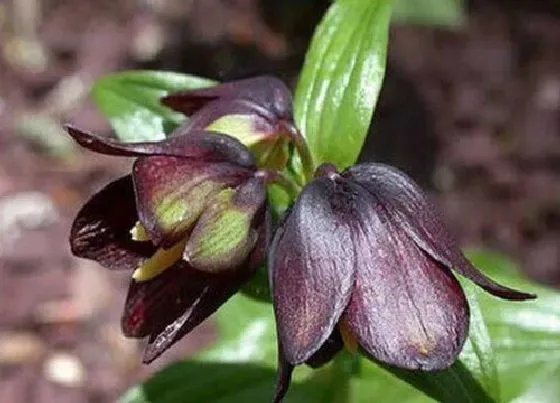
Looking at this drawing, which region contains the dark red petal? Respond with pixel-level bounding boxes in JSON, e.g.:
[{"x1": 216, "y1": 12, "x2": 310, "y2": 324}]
[
  {"x1": 161, "y1": 76, "x2": 293, "y2": 120},
  {"x1": 270, "y1": 178, "x2": 356, "y2": 365},
  {"x1": 122, "y1": 263, "x2": 193, "y2": 338},
  {"x1": 70, "y1": 175, "x2": 156, "y2": 270},
  {"x1": 140, "y1": 262, "x2": 255, "y2": 363},
  {"x1": 64, "y1": 124, "x2": 255, "y2": 168},
  {"x1": 174, "y1": 98, "x2": 275, "y2": 133},
  {"x1": 305, "y1": 329, "x2": 343, "y2": 369},
  {"x1": 133, "y1": 157, "x2": 253, "y2": 246},
  {"x1": 342, "y1": 185, "x2": 469, "y2": 370},
  {"x1": 273, "y1": 349, "x2": 295, "y2": 403},
  {"x1": 345, "y1": 163, "x2": 535, "y2": 301}
]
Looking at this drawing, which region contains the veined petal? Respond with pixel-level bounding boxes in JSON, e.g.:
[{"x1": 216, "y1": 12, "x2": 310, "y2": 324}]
[
  {"x1": 342, "y1": 183, "x2": 469, "y2": 370},
  {"x1": 70, "y1": 175, "x2": 155, "y2": 270},
  {"x1": 64, "y1": 125, "x2": 256, "y2": 168},
  {"x1": 161, "y1": 76, "x2": 293, "y2": 120},
  {"x1": 133, "y1": 157, "x2": 253, "y2": 246},
  {"x1": 122, "y1": 262, "x2": 192, "y2": 338},
  {"x1": 345, "y1": 163, "x2": 535, "y2": 301},
  {"x1": 184, "y1": 176, "x2": 266, "y2": 273},
  {"x1": 270, "y1": 177, "x2": 356, "y2": 365},
  {"x1": 140, "y1": 262, "x2": 256, "y2": 363}
]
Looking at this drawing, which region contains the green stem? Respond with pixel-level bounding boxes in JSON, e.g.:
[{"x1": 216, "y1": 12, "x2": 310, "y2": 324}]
[
  {"x1": 331, "y1": 351, "x2": 361, "y2": 403},
  {"x1": 281, "y1": 121, "x2": 315, "y2": 183},
  {"x1": 292, "y1": 130, "x2": 315, "y2": 184},
  {"x1": 259, "y1": 170, "x2": 301, "y2": 200}
]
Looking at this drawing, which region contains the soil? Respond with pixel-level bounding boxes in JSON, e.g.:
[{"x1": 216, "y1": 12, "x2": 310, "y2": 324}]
[{"x1": 0, "y1": 0, "x2": 559, "y2": 402}]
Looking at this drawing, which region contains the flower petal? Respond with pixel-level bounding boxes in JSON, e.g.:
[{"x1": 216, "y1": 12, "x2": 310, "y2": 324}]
[
  {"x1": 341, "y1": 184, "x2": 469, "y2": 370},
  {"x1": 161, "y1": 76, "x2": 293, "y2": 120},
  {"x1": 270, "y1": 178, "x2": 356, "y2": 365},
  {"x1": 139, "y1": 262, "x2": 256, "y2": 363},
  {"x1": 178, "y1": 98, "x2": 275, "y2": 136},
  {"x1": 305, "y1": 329, "x2": 343, "y2": 369},
  {"x1": 133, "y1": 157, "x2": 253, "y2": 246},
  {"x1": 70, "y1": 175, "x2": 156, "y2": 270},
  {"x1": 64, "y1": 124, "x2": 255, "y2": 168},
  {"x1": 122, "y1": 262, "x2": 192, "y2": 338},
  {"x1": 273, "y1": 349, "x2": 295, "y2": 403},
  {"x1": 273, "y1": 331, "x2": 341, "y2": 403},
  {"x1": 345, "y1": 163, "x2": 535, "y2": 301},
  {"x1": 176, "y1": 99, "x2": 290, "y2": 170},
  {"x1": 184, "y1": 176, "x2": 267, "y2": 273}
]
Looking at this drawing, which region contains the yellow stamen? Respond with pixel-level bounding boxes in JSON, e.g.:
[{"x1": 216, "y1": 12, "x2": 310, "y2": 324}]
[
  {"x1": 338, "y1": 321, "x2": 358, "y2": 354},
  {"x1": 130, "y1": 221, "x2": 150, "y2": 241},
  {"x1": 132, "y1": 239, "x2": 187, "y2": 282}
]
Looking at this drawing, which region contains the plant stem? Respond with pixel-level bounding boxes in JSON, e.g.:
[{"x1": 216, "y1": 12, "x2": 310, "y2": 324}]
[
  {"x1": 281, "y1": 121, "x2": 314, "y2": 183},
  {"x1": 331, "y1": 351, "x2": 361, "y2": 403},
  {"x1": 258, "y1": 169, "x2": 301, "y2": 200}
]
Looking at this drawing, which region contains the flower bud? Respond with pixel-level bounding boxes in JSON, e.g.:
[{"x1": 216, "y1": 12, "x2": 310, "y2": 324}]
[{"x1": 162, "y1": 76, "x2": 295, "y2": 171}]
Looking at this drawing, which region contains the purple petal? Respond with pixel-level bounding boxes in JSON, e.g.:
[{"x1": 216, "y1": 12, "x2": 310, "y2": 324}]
[
  {"x1": 345, "y1": 163, "x2": 535, "y2": 301},
  {"x1": 122, "y1": 262, "x2": 193, "y2": 338},
  {"x1": 70, "y1": 175, "x2": 156, "y2": 270},
  {"x1": 161, "y1": 76, "x2": 293, "y2": 120},
  {"x1": 273, "y1": 348, "x2": 295, "y2": 403},
  {"x1": 140, "y1": 262, "x2": 256, "y2": 363},
  {"x1": 269, "y1": 178, "x2": 356, "y2": 365},
  {"x1": 64, "y1": 125, "x2": 256, "y2": 168},
  {"x1": 174, "y1": 98, "x2": 275, "y2": 133},
  {"x1": 133, "y1": 157, "x2": 253, "y2": 246},
  {"x1": 341, "y1": 183, "x2": 469, "y2": 370},
  {"x1": 305, "y1": 329, "x2": 343, "y2": 369}
]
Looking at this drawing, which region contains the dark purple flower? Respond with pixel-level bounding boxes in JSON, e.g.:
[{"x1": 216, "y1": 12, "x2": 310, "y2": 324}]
[
  {"x1": 161, "y1": 76, "x2": 296, "y2": 170},
  {"x1": 270, "y1": 163, "x2": 535, "y2": 402},
  {"x1": 66, "y1": 124, "x2": 268, "y2": 362}
]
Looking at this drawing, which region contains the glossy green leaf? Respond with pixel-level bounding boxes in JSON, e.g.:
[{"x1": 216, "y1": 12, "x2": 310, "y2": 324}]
[
  {"x1": 293, "y1": 0, "x2": 391, "y2": 171},
  {"x1": 197, "y1": 295, "x2": 277, "y2": 366},
  {"x1": 392, "y1": 0, "x2": 465, "y2": 27},
  {"x1": 91, "y1": 70, "x2": 215, "y2": 142},
  {"x1": 466, "y1": 250, "x2": 560, "y2": 402}
]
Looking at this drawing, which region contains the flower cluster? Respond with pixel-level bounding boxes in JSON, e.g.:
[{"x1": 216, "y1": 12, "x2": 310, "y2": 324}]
[{"x1": 66, "y1": 76, "x2": 535, "y2": 402}]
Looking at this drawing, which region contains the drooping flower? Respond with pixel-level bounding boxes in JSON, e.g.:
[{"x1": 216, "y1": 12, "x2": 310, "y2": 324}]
[
  {"x1": 66, "y1": 124, "x2": 268, "y2": 362},
  {"x1": 161, "y1": 76, "x2": 296, "y2": 170},
  {"x1": 270, "y1": 162, "x2": 536, "y2": 402}
]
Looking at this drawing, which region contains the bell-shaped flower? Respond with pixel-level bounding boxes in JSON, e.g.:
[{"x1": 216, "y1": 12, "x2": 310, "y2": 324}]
[
  {"x1": 161, "y1": 76, "x2": 296, "y2": 170},
  {"x1": 270, "y1": 163, "x2": 535, "y2": 402},
  {"x1": 66, "y1": 124, "x2": 268, "y2": 362}
]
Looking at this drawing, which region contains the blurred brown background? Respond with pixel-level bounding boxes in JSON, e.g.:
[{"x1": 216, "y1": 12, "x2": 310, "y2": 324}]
[{"x1": 0, "y1": 0, "x2": 559, "y2": 402}]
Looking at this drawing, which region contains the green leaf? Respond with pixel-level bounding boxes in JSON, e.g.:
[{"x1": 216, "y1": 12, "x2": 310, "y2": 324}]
[
  {"x1": 392, "y1": 0, "x2": 465, "y2": 28},
  {"x1": 466, "y1": 250, "x2": 560, "y2": 402},
  {"x1": 91, "y1": 70, "x2": 215, "y2": 142},
  {"x1": 197, "y1": 295, "x2": 277, "y2": 366},
  {"x1": 293, "y1": 0, "x2": 391, "y2": 171}
]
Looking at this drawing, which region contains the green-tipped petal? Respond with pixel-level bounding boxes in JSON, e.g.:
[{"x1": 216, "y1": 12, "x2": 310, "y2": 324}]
[
  {"x1": 133, "y1": 157, "x2": 253, "y2": 247},
  {"x1": 184, "y1": 177, "x2": 266, "y2": 273}
]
